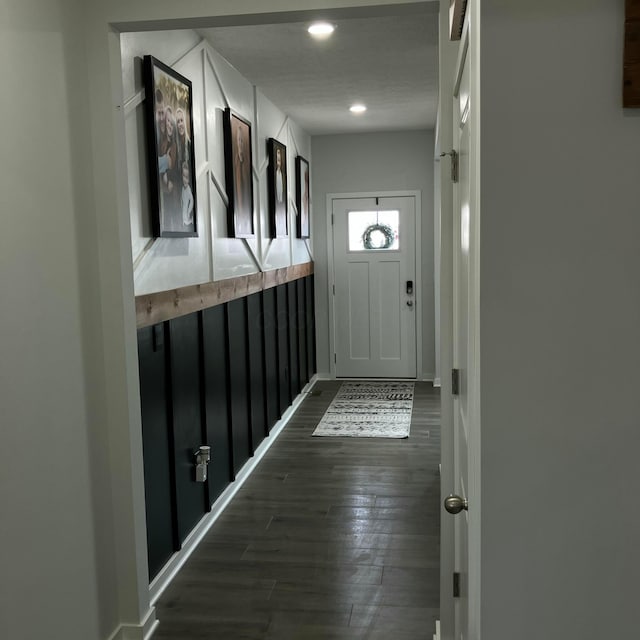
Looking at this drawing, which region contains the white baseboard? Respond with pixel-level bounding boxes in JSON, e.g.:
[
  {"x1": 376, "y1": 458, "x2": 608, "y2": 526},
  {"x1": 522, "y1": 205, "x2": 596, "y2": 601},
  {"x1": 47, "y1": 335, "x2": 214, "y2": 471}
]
[
  {"x1": 148, "y1": 376, "x2": 318, "y2": 606},
  {"x1": 316, "y1": 373, "x2": 436, "y2": 383},
  {"x1": 107, "y1": 608, "x2": 158, "y2": 640},
  {"x1": 433, "y1": 619, "x2": 441, "y2": 640}
]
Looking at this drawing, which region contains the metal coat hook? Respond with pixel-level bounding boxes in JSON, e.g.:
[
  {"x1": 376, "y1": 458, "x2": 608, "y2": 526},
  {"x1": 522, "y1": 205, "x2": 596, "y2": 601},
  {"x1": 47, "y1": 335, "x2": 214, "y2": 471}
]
[{"x1": 440, "y1": 150, "x2": 459, "y2": 183}]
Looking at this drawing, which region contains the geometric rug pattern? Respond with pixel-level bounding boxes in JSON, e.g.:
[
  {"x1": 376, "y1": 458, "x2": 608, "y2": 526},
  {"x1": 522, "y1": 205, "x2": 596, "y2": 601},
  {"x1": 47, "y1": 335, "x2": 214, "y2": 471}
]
[{"x1": 311, "y1": 381, "x2": 414, "y2": 438}]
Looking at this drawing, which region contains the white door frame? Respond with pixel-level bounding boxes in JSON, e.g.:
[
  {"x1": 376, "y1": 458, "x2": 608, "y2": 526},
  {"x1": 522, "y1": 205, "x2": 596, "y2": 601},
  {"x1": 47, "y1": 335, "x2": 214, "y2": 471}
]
[
  {"x1": 326, "y1": 190, "x2": 423, "y2": 379},
  {"x1": 436, "y1": 1, "x2": 459, "y2": 636}
]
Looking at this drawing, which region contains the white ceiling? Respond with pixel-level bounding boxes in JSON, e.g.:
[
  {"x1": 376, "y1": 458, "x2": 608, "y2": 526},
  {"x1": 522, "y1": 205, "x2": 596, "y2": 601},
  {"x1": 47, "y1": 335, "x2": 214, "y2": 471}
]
[{"x1": 198, "y1": 5, "x2": 439, "y2": 136}]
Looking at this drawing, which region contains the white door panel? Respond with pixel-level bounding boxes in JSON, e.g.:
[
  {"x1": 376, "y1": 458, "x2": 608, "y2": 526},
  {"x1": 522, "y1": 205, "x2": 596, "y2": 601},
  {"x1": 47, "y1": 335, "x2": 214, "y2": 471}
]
[
  {"x1": 449, "y1": 14, "x2": 478, "y2": 640},
  {"x1": 378, "y1": 261, "x2": 401, "y2": 360},
  {"x1": 332, "y1": 196, "x2": 416, "y2": 378},
  {"x1": 346, "y1": 261, "x2": 371, "y2": 359}
]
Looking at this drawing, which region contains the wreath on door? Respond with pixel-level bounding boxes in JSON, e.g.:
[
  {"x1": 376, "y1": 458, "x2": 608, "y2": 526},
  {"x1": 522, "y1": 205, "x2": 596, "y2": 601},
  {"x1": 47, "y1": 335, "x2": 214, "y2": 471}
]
[{"x1": 362, "y1": 223, "x2": 395, "y2": 250}]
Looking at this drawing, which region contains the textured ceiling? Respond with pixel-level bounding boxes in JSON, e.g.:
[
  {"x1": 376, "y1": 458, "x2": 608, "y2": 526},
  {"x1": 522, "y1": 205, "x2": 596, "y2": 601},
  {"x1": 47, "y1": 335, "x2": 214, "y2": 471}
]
[{"x1": 198, "y1": 9, "x2": 439, "y2": 136}]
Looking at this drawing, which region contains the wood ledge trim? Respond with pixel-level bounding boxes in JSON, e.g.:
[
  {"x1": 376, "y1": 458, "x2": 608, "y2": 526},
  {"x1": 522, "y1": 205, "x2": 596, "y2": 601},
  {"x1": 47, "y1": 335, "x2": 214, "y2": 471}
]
[
  {"x1": 136, "y1": 262, "x2": 314, "y2": 328},
  {"x1": 625, "y1": 0, "x2": 640, "y2": 107}
]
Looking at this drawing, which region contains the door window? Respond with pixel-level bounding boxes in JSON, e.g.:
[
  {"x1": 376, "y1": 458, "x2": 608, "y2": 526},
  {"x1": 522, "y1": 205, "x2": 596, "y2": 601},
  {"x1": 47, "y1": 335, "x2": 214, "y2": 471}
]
[{"x1": 348, "y1": 210, "x2": 399, "y2": 251}]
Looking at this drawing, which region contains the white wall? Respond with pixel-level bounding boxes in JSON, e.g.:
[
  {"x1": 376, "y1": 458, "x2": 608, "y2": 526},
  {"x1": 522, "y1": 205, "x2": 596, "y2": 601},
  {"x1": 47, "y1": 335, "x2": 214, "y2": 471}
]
[
  {"x1": 480, "y1": 2, "x2": 640, "y2": 638},
  {"x1": 121, "y1": 31, "x2": 311, "y2": 295},
  {"x1": 311, "y1": 130, "x2": 436, "y2": 378},
  {"x1": 0, "y1": 1, "x2": 109, "y2": 638}
]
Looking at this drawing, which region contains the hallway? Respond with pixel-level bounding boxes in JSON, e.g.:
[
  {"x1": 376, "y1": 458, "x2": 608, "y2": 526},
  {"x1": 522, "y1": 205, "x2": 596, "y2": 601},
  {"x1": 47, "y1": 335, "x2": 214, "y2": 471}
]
[{"x1": 153, "y1": 380, "x2": 441, "y2": 639}]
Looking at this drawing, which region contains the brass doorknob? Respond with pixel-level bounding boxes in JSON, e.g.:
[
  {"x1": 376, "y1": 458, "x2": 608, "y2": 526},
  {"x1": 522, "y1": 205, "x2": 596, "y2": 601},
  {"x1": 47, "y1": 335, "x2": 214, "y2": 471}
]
[{"x1": 444, "y1": 494, "x2": 468, "y2": 514}]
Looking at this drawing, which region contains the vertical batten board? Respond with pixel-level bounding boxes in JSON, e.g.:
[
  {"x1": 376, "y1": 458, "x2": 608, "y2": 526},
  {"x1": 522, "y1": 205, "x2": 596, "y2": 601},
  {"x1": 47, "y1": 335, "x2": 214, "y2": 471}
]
[
  {"x1": 287, "y1": 281, "x2": 301, "y2": 399},
  {"x1": 276, "y1": 284, "x2": 291, "y2": 413},
  {"x1": 306, "y1": 275, "x2": 317, "y2": 381},
  {"x1": 246, "y1": 291, "x2": 268, "y2": 446},
  {"x1": 201, "y1": 305, "x2": 233, "y2": 504},
  {"x1": 262, "y1": 287, "x2": 281, "y2": 429},
  {"x1": 226, "y1": 298, "x2": 252, "y2": 473},
  {"x1": 168, "y1": 313, "x2": 208, "y2": 544},
  {"x1": 297, "y1": 278, "x2": 308, "y2": 386},
  {"x1": 137, "y1": 324, "x2": 176, "y2": 580}
]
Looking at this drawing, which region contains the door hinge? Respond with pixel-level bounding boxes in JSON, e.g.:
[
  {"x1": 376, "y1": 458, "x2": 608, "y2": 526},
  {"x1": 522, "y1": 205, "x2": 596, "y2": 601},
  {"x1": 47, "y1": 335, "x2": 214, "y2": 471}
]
[
  {"x1": 453, "y1": 572, "x2": 461, "y2": 598},
  {"x1": 331, "y1": 213, "x2": 334, "y2": 225},
  {"x1": 440, "y1": 150, "x2": 459, "y2": 183},
  {"x1": 334, "y1": 353, "x2": 337, "y2": 364},
  {"x1": 452, "y1": 368, "x2": 460, "y2": 396},
  {"x1": 332, "y1": 284, "x2": 335, "y2": 295}
]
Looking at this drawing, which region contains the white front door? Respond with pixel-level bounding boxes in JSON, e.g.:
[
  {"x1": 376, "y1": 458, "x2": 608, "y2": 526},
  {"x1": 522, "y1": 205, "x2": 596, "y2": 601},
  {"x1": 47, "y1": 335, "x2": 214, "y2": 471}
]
[{"x1": 332, "y1": 196, "x2": 416, "y2": 378}]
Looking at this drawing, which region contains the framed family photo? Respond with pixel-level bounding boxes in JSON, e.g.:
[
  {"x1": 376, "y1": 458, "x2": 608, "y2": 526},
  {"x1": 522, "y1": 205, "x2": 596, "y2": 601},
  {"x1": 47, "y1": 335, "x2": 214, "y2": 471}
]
[
  {"x1": 143, "y1": 55, "x2": 197, "y2": 238},
  {"x1": 295, "y1": 156, "x2": 310, "y2": 239},
  {"x1": 223, "y1": 108, "x2": 255, "y2": 238},
  {"x1": 267, "y1": 138, "x2": 288, "y2": 238}
]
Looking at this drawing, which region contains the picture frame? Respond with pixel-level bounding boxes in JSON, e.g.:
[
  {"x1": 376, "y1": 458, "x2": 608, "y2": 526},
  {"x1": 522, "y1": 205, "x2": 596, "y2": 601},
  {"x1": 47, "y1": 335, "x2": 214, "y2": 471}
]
[
  {"x1": 295, "y1": 156, "x2": 310, "y2": 239},
  {"x1": 223, "y1": 108, "x2": 255, "y2": 238},
  {"x1": 143, "y1": 55, "x2": 197, "y2": 238},
  {"x1": 267, "y1": 138, "x2": 288, "y2": 238}
]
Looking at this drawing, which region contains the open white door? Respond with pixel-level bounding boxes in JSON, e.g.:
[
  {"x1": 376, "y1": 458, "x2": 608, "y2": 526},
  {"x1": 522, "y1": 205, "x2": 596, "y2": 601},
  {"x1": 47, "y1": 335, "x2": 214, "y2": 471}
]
[{"x1": 443, "y1": 11, "x2": 481, "y2": 640}]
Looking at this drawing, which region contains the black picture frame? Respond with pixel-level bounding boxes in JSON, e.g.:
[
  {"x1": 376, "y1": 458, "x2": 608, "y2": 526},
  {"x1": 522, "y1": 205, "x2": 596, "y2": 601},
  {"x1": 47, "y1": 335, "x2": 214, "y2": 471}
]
[
  {"x1": 143, "y1": 55, "x2": 197, "y2": 238},
  {"x1": 223, "y1": 108, "x2": 255, "y2": 238},
  {"x1": 295, "y1": 156, "x2": 310, "y2": 239},
  {"x1": 267, "y1": 138, "x2": 288, "y2": 238}
]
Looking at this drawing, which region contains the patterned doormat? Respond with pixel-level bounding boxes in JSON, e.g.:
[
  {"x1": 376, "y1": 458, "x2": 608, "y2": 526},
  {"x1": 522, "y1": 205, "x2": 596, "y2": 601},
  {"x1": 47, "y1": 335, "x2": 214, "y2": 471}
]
[{"x1": 312, "y1": 381, "x2": 414, "y2": 438}]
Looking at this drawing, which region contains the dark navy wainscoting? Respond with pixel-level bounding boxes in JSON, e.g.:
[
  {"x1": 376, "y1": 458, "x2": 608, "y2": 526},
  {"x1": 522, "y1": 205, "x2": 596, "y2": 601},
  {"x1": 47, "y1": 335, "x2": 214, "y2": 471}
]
[{"x1": 137, "y1": 276, "x2": 316, "y2": 581}]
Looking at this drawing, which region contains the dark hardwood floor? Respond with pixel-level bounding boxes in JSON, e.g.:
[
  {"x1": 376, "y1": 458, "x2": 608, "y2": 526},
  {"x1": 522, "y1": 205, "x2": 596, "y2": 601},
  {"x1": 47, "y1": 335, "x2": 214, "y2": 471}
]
[{"x1": 153, "y1": 380, "x2": 441, "y2": 639}]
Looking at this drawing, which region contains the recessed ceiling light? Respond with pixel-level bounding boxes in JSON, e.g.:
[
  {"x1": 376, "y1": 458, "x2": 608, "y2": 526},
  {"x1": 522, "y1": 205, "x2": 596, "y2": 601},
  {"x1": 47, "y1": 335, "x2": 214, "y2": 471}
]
[
  {"x1": 308, "y1": 22, "x2": 335, "y2": 39},
  {"x1": 349, "y1": 104, "x2": 367, "y2": 114}
]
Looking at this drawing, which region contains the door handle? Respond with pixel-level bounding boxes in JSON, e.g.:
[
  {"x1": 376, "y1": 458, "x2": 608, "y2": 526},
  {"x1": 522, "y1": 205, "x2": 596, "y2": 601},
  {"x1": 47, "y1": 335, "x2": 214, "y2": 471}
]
[
  {"x1": 406, "y1": 280, "x2": 414, "y2": 295},
  {"x1": 444, "y1": 494, "x2": 468, "y2": 514}
]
